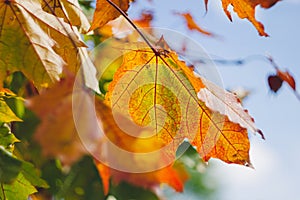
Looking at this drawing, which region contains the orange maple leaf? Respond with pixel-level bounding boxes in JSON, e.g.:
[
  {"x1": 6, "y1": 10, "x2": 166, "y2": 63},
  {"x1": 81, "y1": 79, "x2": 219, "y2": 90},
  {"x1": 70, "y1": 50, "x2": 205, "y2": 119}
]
[
  {"x1": 105, "y1": 39, "x2": 262, "y2": 167},
  {"x1": 205, "y1": 0, "x2": 280, "y2": 36},
  {"x1": 90, "y1": 0, "x2": 130, "y2": 31}
]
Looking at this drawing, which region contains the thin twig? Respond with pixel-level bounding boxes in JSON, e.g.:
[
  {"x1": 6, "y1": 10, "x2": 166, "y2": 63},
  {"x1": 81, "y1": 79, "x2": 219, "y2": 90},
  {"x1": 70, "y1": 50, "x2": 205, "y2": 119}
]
[
  {"x1": 266, "y1": 56, "x2": 300, "y2": 102},
  {"x1": 294, "y1": 91, "x2": 300, "y2": 101},
  {"x1": 105, "y1": 0, "x2": 159, "y2": 55},
  {"x1": 194, "y1": 53, "x2": 300, "y2": 102}
]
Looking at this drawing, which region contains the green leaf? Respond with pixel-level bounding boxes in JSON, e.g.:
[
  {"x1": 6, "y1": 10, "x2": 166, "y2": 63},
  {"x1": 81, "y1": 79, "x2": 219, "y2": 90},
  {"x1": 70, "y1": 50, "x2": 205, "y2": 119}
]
[
  {"x1": 0, "y1": 124, "x2": 19, "y2": 152},
  {"x1": 0, "y1": 147, "x2": 22, "y2": 184},
  {"x1": 21, "y1": 161, "x2": 48, "y2": 188},
  {"x1": 0, "y1": 122, "x2": 48, "y2": 191},
  {"x1": 0, "y1": 122, "x2": 23, "y2": 184},
  {"x1": 56, "y1": 156, "x2": 105, "y2": 200},
  {"x1": 5, "y1": 97, "x2": 25, "y2": 121},
  {"x1": 0, "y1": 173, "x2": 37, "y2": 200},
  {"x1": 110, "y1": 182, "x2": 159, "y2": 200}
]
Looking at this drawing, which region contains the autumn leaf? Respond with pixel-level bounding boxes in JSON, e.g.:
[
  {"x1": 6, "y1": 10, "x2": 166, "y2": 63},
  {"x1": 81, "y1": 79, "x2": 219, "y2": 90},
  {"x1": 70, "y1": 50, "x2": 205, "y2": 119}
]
[
  {"x1": 268, "y1": 69, "x2": 296, "y2": 93},
  {"x1": 276, "y1": 69, "x2": 296, "y2": 91},
  {"x1": 268, "y1": 75, "x2": 282, "y2": 93},
  {"x1": 42, "y1": 0, "x2": 90, "y2": 33},
  {"x1": 95, "y1": 160, "x2": 188, "y2": 195},
  {"x1": 205, "y1": 0, "x2": 280, "y2": 36},
  {"x1": 90, "y1": 0, "x2": 131, "y2": 31},
  {"x1": 41, "y1": 0, "x2": 101, "y2": 92},
  {"x1": 41, "y1": 8, "x2": 99, "y2": 92},
  {"x1": 27, "y1": 78, "x2": 87, "y2": 166},
  {"x1": 0, "y1": 0, "x2": 86, "y2": 89},
  {"x1": 196, "y1": 77, "x2": 264, "y2": 139},
  {"x1": 20, "y1": 0, "x2": 84, "y2": 47},
  {"x1": 175, "y1": 12, "x2": 214, "y2": 36},
  {"x1": 267, "y1": 57, "x2": 296, "y2": 94},
  {"x1": 0, "y1": 0, "x2": 61, "y2": 88},
  {"x1": 34, "y1": 1, "x2": 87, "y2": 75},
  {"x1": 105, "y1": 39, "x2": 260, "y2": 166}
]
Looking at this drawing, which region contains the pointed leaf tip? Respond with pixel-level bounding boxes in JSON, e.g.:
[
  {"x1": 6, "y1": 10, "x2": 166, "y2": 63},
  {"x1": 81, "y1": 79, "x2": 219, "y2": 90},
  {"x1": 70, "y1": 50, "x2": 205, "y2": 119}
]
[
  {"x1": 245, "y1": 161, "x2": 254, "y2": 169},
  {"x1": 205, "y1": 0, "x2": 280, "y2": 36}
]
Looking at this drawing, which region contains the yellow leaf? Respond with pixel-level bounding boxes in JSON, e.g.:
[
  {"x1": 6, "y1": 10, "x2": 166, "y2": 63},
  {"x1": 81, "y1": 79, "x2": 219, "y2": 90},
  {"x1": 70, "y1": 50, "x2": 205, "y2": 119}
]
[
  {"x1": 41, "y1": 0, "x2": 90, "y2": 33},
  {"x1": 0, "y1": 0, "x2": 85, "y2": 89},
  {"x1": 39, "y1": 0, "x2": 100, "y2": 92},
  {"x1": 90, "y1": 0, "x2": 130, "y2": 31},
  {"x1": 36, "y1": 0, "x2": 88, "y2": 74},
  {"x1": 0, "y1": 88, "x2": 22, "y2": 123},
  {"x1": 0, "y1": 0, "x2": 64, "y2": 88},
  {"x1": 205, "y1": 0, "x2": 280, "y2": 36}
]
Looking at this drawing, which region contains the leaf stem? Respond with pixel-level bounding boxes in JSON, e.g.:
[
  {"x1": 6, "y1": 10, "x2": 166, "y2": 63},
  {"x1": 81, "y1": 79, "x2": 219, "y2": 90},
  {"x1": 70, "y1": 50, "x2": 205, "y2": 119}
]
[{"x1": 105, "y1": 0, "x2": 159, "y2": 55}]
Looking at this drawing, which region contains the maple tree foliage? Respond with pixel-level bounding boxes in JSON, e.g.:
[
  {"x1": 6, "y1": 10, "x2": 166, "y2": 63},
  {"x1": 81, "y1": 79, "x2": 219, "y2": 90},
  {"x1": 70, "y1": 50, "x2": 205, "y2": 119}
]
[
  {"x1": 205, "y1": 0, "x2": 280, "y2": 36},
  {"x1": 0, "y1": 0, "x2": 296, "y2": 199}
]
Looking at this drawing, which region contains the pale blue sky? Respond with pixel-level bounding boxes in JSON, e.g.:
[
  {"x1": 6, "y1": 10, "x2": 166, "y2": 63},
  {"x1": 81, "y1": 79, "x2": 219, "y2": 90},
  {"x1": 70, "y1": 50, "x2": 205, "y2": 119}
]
[{"x1": 127, "y1": 0, "x2": 300, "y2": 199}]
